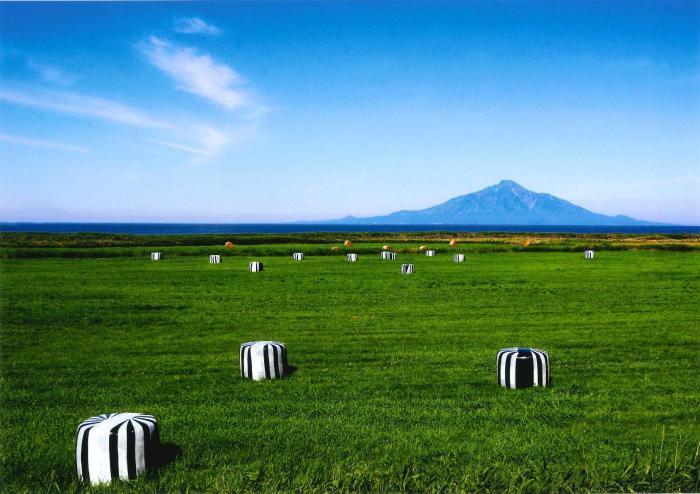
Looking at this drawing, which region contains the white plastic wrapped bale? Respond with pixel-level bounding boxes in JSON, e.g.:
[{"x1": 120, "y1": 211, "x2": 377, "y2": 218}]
[
  {"x1": 347, "y1": 253, "x2": 358, "y2": 262},
  {"x1": 380, "y1": 251, "x2": 397, "y2": 260},
  {"x1": 401, "y1": 264, "x2": 415, "y2": 274},
  {"x1": 584, "y1": 250, "x2": 595, "y2": 259},
  {"x1": 76, "y1": 413, "x2": 159, "y2": 485},
  {"x1": 454, "y1": 254, "x2": 465, "y2": 262},
  {"x1": 209, "y1": 255, "x2": 221, "y2": 264},
  {"x1": 150, "y1": 252, "x2": 162, "y2": 261},
  {"x1": 249, "y1": 261, "x2": 264, "y2": 272},
  {"x1": 425, "y1": 250, "x2": 436, "y2": 257},
  {"x1": 292, "y1": 253, "x2": 304, "y2": 261},
  {"x1": 240, "y1": 341, "x2": 288, "y2": 380},
  {"x1": 497, "y1": 348, "x2": 550, "y2": 389}
]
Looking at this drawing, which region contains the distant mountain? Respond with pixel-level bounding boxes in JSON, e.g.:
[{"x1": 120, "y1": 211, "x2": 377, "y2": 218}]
[{"x1": 320, "y1": 180, "x2": 660, "y2": 225}]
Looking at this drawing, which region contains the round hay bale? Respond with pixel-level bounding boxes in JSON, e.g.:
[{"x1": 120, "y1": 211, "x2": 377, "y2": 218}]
[
  {"x1": 76, "y1": 413, "x2": 160, "y2": 485},
  {"x1": 344, "y1": 240, "x2": 353, "y2": 247},
  {"x1": 419, "y1": 245, "x2": 427, "y2": 252},
  {"x1": 497, "y1": 347, "x2": 550, "y2": 389},
  {"x1": 240, "y1": 341, "x2": 288, "y2": 380},
  {"x1": 225, "y1": 241, "x2": 234, "y2": 250},
  {"x1": 382, "y1": 245, "x2": 391, "y2": 251},
  {"x1": 331, "y1": 246, "x2": 340, "y2": 252},
  {"x1": 449, "y1": 239, "x2": 458, "y2": 247}
]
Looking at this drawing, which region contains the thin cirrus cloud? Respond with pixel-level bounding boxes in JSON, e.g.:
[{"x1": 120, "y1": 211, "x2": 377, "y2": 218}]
[
  {"x1": 0, "y1": 84, "x2": 170, "y2": 128},
  {"x1": 147, "y1": 125, "x2": 245, "y2": 162},
  {"x1": 173, "y1": 17, "x2": 221, "y2": 35},
  {"x1": 141, "y1": 36, "x2": 250, "y2": 110},
  {"x1": 0, "y1": 132, "x2": 89, "y2": 154},
  {"x1": 25, "y1": 59, "x2": 76, "y2": 86}
]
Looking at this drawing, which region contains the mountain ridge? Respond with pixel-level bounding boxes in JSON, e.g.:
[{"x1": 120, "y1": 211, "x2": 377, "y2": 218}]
[{"x1": 316, "y1": 180, "x2": 661, "y2": 226}]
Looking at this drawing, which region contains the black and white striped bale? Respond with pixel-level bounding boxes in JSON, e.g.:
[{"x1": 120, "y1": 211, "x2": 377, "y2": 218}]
[
  {"x1": 239, "y1": 341, "x2": 288, "y2": 380},
  {"x1": 209, "y1": 255, "x2": 221, "y2": 264},
  {"x1": 249, "y1": 261, "x2": 264, "y2": 272},
  {"x1": 584, "y1": 250, "x2": 595, "y2": 259},
  {"x1": 497, "y1": 348, "x2": 550, "y2": 389},
  {"x1": 454, "y1": 254, "x2": 465, "y2": 262},
  {"x1": 150, "y1": 252, "x2": 162, "y2": 261},
  {"x1": 76, "y1": 413, "x2": 159, "y2": 485},
  {"x1": 401, "y1": 263, "x2": 415, "y2": 274},
  {"x1": 425, "y1": 250, "x2": 436, "y2": 257},
  {"x1": 380, "y1": 251, "x2": 397, "y2": 260},
  {"x1": 347, "y1": 253, "x2": 358, "y2": 262},
  {"x1": 292, "y1": 253, "x2": 304, "y2": 261}
]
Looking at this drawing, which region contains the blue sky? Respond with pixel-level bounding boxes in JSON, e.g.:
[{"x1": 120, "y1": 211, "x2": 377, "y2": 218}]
[{"x1": 1, "y1": 1, "x2": 698, "y2": 223}]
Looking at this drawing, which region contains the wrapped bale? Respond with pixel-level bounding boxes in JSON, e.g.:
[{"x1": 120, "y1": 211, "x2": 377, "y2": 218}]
[
  {"x1": 584, "y1": 250, "x2": 595, "y2": 259},
  {"x1": 76, "y1": 413, "x2": 159, "y2": 485},
  {"x1": 425, "y1": 250, "x2": 436, "y2": 257},
  {"x1": 249, "y1": 261, "x2": 264, "y2": 272},
  {"x1": 381, "y1": 251, "x2": 397, "y2": 260},
  {"x1": 209, "y1": 255, "x2": 221, "y2": 264},
  {"x1": 240, "y1": 341, "x2": 288, "y2": 380},
  {"x1": 292, "y1": 253, "x2": 304, "y2": 261},
  {"x1": 497, "y1": 347, "x2": 550, "y2": 389},
  {"x1": 401, "y1": 263, "x2": 415, "y2": 274},
  {"x1": 347, "y1": 253, "x2": 358, "y2": 262},
  {"x1": 454, "y1": 254, "x2": 465, "y2": 262},
  {"x1": 150, "y1": 252, "x2": 162, "y2": 261}
]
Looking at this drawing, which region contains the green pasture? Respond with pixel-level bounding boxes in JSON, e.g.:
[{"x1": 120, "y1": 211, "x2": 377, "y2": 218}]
[{"x1": 1, "y1": 247, "x2": 698, "y2": 492}]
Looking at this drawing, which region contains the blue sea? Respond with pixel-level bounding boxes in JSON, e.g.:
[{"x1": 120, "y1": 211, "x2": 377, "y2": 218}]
[{"x1": 1, "y1": 223, "x2": 698, "y2": 234}]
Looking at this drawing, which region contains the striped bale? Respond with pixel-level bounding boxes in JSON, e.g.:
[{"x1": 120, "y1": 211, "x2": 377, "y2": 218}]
[
  {"x1": 497, "y1": 348, "x2": 550, "y2": 389},
  {"x1": 454, "y1": 254, "x2": 465, "y2": 262},
  {"x1": 380, "y1": 251, "x2": 397, "y2": 260},
  {"x1": 292, "y1": 253, "x2": 304, "y2": 261},
  {"x1": 584, "y1": 250, "x2": 595, "y2": 259},
  {"x1": 150, "y1": 252, "x2": 162, "y2": 261},
  {"x1": 401, "y1": 263, "x2": 415, "y2": 274},
  {"x1": 347, "y1": 253, "x2": 358, "y2": 262},
  {"x1": 209, "y1": 255, "x2": 221, "y2": 264},
  {"x1": 425, "y1": 250, "x2": 436, "y2": 257},
  {"x1": 240, "y1": 341, "x2": 288, "y2": 380},
  {"x1": 249, "y1": 261, "x2": 264, "y2": 272},
  {"x1": 76, "y1": 413, "x2": 159, "y2": 485}
]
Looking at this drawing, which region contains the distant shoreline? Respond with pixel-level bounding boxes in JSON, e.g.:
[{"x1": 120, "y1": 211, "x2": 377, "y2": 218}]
[{"x1": 1, "y1": 223, "x2": 698, "y2": 235}]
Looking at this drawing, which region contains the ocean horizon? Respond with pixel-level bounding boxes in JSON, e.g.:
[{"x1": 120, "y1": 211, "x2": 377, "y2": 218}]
[{"x1": 1, "y1": 222, "x2": 698, "y2": 235}]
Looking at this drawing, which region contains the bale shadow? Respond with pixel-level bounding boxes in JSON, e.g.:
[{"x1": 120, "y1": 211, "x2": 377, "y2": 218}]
[
  {"x1": 285, "y1": 365, "x2": 298, "y2": 377},
  {"x1": 151, "y1": 442, "x2": 182, "y2": 470}
]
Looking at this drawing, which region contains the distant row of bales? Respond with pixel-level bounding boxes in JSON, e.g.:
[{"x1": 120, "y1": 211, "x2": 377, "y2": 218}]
[{"x1": 150, "y1": 239, "x2": 596, "y2": 273}]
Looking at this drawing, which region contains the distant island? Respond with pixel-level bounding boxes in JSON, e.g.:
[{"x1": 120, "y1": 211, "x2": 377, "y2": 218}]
[{"x1": 315, "y1": 180, "x2": 662, "y2": 226}]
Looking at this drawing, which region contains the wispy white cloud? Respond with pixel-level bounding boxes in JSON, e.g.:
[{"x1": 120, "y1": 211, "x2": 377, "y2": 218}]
[
  {"x1": 0, "y1": 132, "x2": 89, "y2": 154},
  {"x1": 173, "y1": 17, "x2": 221, "y2": 35},
  {"x1": 146, "y1": 138, "x2": 215, "y2": 157},
  {"x1": 146, "y1": 125, "x2": 242, "y2": 162},
  {"x1": 25, "y1": 59, "x2": 76, "y2": 86},
  {"x1": 0, "y1": 84, "x2": 170, "y2": 128},
  {"x1": 141, "y1": 36, "x2": 249, "y2": 110}
]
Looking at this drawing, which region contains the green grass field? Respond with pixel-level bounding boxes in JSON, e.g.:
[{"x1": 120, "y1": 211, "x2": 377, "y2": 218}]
[{"x1": 1, "y1": 244, "x2": 699, "y2": 492}]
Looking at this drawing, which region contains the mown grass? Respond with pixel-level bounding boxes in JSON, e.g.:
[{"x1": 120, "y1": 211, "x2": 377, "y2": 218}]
[{"x1": 1, "y1": 246, "x2": 699, "y2": 492}]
